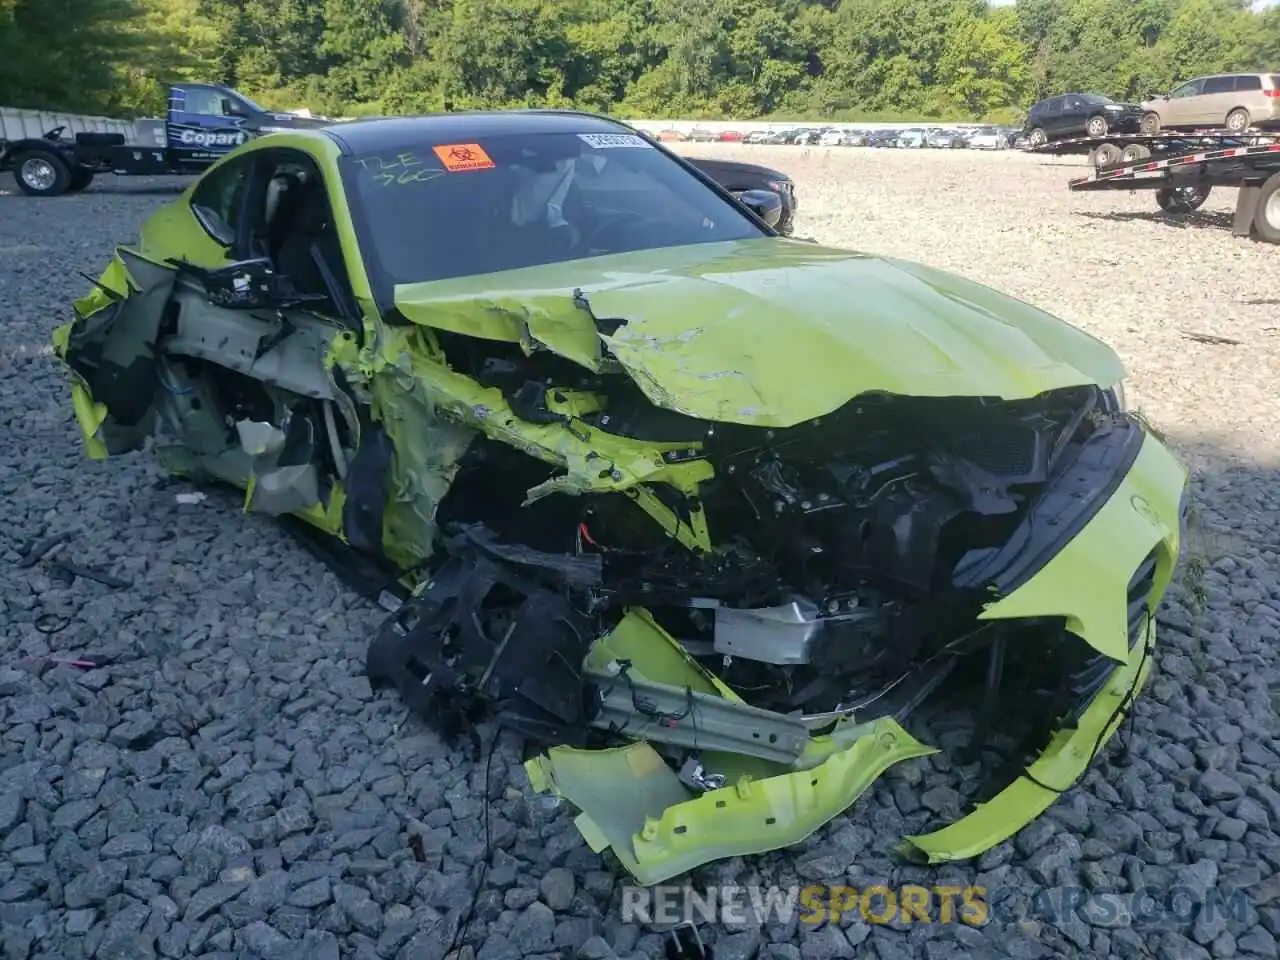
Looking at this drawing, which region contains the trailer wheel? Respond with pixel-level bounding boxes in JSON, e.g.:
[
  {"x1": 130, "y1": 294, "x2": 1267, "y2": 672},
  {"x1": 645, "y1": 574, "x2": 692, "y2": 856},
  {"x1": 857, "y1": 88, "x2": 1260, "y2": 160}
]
[
  {"x1": 68, "y1": 169, "x2": 95, "y2": 192},
  {"x1": 1121, "y1": 144, "x2": 1152, "y2": 163},
  {"x1": 1156, "y1": 185, "x2": 1211, "y2": 214},
  {"x1": 1226, "y1": 108, "x2": 1251, "y2": 133},
  {"x1": 1251, "y1": 172, "x2": 1280, "y2": 243},
  {"x1": 1086, "y1": 115, "x2": 1109, "y2": 137},
  {"x1": 1140, "y1": 112, "x2": 1161, "y2": 135},
  {"x1": 1028, "y1": 127, "x2": 1047, "y2": 148},
  {"x1": 13, "y1": 149, "x2": 72, "y2": 197},
  {"x1": 1092, "y1": 143, "x2": 1123, "y2": 168}
]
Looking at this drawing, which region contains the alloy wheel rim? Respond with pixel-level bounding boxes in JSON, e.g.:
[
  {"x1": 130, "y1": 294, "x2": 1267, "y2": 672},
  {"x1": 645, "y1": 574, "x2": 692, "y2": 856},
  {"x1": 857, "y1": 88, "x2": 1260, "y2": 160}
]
[{"x1": 20, "y1": 157, "x2": 56, "y2": 191}]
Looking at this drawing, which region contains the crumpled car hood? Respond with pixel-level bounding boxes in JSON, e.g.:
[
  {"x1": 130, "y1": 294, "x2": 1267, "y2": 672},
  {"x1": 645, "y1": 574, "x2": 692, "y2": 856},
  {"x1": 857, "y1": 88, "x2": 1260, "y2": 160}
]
[{"x1": 393, "y1": 238, "x2": 1125, "y2": 427}]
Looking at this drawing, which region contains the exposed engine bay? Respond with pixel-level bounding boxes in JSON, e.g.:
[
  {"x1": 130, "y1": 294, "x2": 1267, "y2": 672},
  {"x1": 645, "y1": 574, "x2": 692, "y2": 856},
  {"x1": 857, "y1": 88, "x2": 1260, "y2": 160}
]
[{"x1": 365, "y1": 326, "x2": 1147, "y2": 784}]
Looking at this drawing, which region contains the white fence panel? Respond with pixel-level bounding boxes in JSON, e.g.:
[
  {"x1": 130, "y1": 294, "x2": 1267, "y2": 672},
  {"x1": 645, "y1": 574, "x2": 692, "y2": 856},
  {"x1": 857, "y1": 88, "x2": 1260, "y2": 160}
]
[{"x1": 0, "y1": 106, "x2": 140, "y2": 143}]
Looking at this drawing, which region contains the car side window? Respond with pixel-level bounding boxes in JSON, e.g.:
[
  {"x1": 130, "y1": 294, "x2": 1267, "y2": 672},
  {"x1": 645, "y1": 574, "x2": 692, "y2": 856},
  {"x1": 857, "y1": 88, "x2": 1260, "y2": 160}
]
[
  {"x1": 242, "y1": 150, "x2": 354, "y2": 311},
  {"x1": 1064, "y1": 95, "x2": 1084, "y2": 110},
  {"x1": 1236, "y1": 75, "x2": 1263, "y2": 92},
  {"x1": 184, "y1": 87, "x2": 225, "y2": 116},
  {"x1": 1203, "y1": 76, "x2": 1234, "y2": 95},
  {"x1": 1170, "y1": 79, "x2": 1205, "y2": 98},
  {"x1": 190, "y1": 157, "x2": 251, "y2": 244}
]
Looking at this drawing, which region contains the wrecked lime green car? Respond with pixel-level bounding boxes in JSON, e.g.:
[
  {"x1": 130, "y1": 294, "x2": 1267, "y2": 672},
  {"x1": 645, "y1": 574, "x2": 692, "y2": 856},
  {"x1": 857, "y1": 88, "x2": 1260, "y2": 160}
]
[{"x1": 54, "y1": 112, "x2": 1189, "y2": 886}]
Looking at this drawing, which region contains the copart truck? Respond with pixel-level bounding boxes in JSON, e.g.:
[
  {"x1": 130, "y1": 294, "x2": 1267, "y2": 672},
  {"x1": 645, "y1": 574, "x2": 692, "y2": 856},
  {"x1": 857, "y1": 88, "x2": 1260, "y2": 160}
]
[{"x1": 0, "y1": 83, "x2": 326, "y2": 197}]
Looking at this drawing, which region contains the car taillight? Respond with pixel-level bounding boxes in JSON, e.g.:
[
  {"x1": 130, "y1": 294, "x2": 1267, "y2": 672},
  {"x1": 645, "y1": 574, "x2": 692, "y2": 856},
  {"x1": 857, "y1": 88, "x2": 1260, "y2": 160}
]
[{"x1": 1265, "y1": 89, "x2": 1280, "y2": 97}]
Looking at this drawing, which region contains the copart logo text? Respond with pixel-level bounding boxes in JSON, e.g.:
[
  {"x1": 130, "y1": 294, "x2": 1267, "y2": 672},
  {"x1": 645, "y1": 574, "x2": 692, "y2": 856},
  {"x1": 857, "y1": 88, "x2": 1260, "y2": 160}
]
[{"x1": 177, "y1": 129, "x2": 248, "y2": 147}]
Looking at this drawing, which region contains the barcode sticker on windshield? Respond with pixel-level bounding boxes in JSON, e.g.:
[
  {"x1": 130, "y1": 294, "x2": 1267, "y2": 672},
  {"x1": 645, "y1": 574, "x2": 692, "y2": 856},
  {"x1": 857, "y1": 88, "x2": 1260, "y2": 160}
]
[{"x1": 577, "y1": 133, "x2": 652, "y2": 149}]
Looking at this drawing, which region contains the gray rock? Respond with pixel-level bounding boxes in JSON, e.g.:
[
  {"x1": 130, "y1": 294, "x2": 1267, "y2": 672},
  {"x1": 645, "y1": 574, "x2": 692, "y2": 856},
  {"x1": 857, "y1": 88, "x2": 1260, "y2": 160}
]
[
  {"x1": 539, "y1": 867, "x2": 576, "y2": 911},
  {"x1": 183, "y1": 882, "x2": 247, "y2": 923},
  {"x1": 510, "y1": 902, "x2": 556, "y2": 953},
  {"x1": 288, "y1": 877, "x2": 331, "y2": 908},
  {"x1": 63, "y1": 859, "x2": 127, "y2": 908}
]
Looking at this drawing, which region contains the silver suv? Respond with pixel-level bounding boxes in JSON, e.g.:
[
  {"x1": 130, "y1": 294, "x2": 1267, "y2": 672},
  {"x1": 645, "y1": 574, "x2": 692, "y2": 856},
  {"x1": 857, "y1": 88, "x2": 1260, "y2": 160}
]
[{"x1": 1140, "y1": 73, "x2": 1280, "y2": 134}]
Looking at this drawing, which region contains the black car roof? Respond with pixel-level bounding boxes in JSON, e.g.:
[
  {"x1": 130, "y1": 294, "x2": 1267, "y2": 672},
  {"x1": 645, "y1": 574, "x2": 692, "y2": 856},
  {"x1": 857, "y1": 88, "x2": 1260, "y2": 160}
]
[{"x1": 319, "y1": 110, "x2": 636, "y2": 155}]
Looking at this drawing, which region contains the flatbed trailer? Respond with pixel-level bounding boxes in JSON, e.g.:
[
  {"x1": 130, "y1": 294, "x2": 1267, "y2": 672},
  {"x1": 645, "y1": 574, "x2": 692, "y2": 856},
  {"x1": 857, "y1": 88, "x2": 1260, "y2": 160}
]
[
  {"x1": 1067, "y1": 140, "x2": 1280, "y2": 242},
  {"x1": 1030, "y1": 129, "x2": 1280, "y2": 169}
]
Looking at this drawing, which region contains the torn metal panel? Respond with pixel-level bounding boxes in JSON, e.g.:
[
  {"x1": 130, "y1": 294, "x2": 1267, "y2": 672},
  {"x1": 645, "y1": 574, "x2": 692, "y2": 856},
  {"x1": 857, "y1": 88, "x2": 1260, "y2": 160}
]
[
  {"x1": 526, "y1": 716, "x2": 935, "y2": 886},
  {"x1": 394, "y1": 239, "x2": 1128, "y2": 428}
]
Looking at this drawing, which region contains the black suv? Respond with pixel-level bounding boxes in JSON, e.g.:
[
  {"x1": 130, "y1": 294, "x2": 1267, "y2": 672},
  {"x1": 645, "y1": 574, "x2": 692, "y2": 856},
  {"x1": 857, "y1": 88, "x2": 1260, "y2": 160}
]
[{"x1": 1021, "y1": 93, "x2": 1143, "y2": 146}]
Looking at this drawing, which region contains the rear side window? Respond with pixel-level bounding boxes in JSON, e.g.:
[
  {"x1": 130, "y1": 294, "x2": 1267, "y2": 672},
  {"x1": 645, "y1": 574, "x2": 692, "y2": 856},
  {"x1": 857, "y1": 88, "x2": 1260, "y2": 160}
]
[
  {"x1": 190, "y1": 156, "x2": 250, "y2": 239},
  {"x1": 1203, "y1": 76, "x2": 1234, "y2": 94},
  {"x1": 1236, "y1": 75, "x2": 1264, "y2": 91}
]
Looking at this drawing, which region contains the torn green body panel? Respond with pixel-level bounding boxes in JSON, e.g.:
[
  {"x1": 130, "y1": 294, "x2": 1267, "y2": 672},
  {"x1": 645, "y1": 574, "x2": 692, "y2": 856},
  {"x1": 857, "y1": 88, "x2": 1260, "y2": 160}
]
[
  {"x1": 393, "y1": 239, "x2": 1126, "y2": 427},
  {"x1": 978, "y1": 433, "x2": 1187, "y2": 661},
  {"x1": 526, "y1": 610, "x2": 935, "y2": 886},
  {"x1": 899, "y1": 615, "x2": 1157, "y2": 863}
]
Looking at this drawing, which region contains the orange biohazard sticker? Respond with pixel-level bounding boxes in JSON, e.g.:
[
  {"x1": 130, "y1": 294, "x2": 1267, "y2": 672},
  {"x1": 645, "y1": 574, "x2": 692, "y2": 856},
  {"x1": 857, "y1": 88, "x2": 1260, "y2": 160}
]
[{"x1": 432, "y1": 143, "x2": 495, "y2": 172}]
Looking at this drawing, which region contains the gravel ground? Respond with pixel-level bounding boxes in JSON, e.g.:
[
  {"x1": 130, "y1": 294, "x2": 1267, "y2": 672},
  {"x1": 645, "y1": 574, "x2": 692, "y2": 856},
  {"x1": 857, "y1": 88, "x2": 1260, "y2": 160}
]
[{"x1": 2, "y1": 148, "x2": 1279, "y2": 960}]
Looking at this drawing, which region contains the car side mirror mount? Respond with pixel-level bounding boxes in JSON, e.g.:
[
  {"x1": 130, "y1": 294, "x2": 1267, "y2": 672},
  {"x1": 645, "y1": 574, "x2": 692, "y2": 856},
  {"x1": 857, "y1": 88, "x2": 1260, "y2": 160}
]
[{"x1": 736, "y1": 188, "x2": 783, "y2": 229}]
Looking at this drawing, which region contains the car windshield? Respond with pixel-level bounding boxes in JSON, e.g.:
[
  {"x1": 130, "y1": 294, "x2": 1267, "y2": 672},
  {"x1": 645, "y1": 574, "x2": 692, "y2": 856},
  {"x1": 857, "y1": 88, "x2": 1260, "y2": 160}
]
[
  {"x1": 343, "y1": 130, "x2": 765, "y2": 285},
  {"x1": 236, "y1": 92, "x2": 267, "y2": 112},
  {"x1": 1080, "y1": 94, "x2": 1113, "y2": 105}
]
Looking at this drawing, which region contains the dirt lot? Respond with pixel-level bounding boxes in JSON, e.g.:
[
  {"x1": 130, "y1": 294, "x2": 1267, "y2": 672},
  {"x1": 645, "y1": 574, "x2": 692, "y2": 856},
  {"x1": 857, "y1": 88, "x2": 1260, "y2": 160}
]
[{"x1": 1, "y1": 147, "x2": 1279, "y2": 960}]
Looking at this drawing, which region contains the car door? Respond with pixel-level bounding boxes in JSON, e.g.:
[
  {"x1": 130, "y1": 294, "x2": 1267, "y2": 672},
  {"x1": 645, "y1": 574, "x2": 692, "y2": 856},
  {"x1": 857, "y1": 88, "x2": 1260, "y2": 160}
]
[
  {"x1": 1163, "y1": 78, "x2": 1206, "y2": 128},
  {"x1": 1038, "y1": 97, "x2": 1065, "y2": 137},
  {"x1": 54, "y1": 144, "x2": 365, "y2": 532},
  {"x1": 1197, "y1": 76, "x2": 1236, "y2": 127},
  {"x1": 1060, "y1": 95, "x2": 1089, "y2": 137}
]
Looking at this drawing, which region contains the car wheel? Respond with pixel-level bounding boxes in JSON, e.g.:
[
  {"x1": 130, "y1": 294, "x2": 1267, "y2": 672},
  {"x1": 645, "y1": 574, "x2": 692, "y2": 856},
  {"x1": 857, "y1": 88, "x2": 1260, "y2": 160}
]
[
  {"x1": 1226, "y1": 108, "x2": 1251, "y2": 133},
  {"x1": 1121, "y1": 144, "x2": 1152, "y2": 164},
  {"x1": 14, "y1": 149, "x2": 72, "y2": 197},
  {"x1": 1251, "y1": 171, "x2": 1280, "y2": 242},
  {"x1": 1028, "y1": 127, "x2": 1047, "y2": 148},
  {"x1": 1086, "y1": 115, "x2": 1109, "y2": 137},
  {"x1": 1140, "y1": 113, "x2": 1161, "y2": 135},
  {"x1": 1156, "y1": 185, "x2": 1211, "y2": 214}
]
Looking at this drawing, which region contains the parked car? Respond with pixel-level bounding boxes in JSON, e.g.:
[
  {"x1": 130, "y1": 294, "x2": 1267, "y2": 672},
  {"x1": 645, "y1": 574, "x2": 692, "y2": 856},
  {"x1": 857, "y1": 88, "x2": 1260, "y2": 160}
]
[
  {"x1": 1140, "y1": 73, "x2": 1280, "y2": 134},
  {"x1": 656, "y1": 129, "x2": 685, "y2": 142},
  {"x1": 1021, "y1": 93, "x2": 1142, "y2": 147},
  {"x1": 683, "y1": 155, "x2": 798, "y2": 235},
  {"x1": 926, "y1": 128, "x2": 966, "y2": 148},
  {"x1": 866, "y1": 129, "x2": 899, "y2": 148},
  {"x1": 762, "y1": 130, "x2": 793, "y2": 144},
  {"x1": 743, "y1": 130, "x2": 771, "y2": 144},
  {"x1": 718, "y1": 130, "x2": 744, "y2": 142},
  {"x1": 966, "y1": 126, "x2": 1009, "y2": 150},
  {"x1": 687, "y1": 128, "x2": 718, "y2": 143},
  {"x1": 818, "y1": 129, "x2": 848, "y2": 146},
  {"x1": 896, "y1": 128, "x2": 928, "y2": 148}
]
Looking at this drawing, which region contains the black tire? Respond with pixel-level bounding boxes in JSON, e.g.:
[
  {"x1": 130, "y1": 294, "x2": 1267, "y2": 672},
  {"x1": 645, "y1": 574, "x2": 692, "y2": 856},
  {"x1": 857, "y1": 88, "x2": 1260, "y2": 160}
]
[
  {"x1": 1226, "y1": 108, "x2": 1251, "y2": 133},
  {"x1": 1155, "y1": 185, "x2": 1211, "y2": 214},
  {"x1": 68, "y1": 169, "x2": 95, "y2": 192},
  {"x1": 13, "y1": 148, "x2": 73, "y2": 197},
  {"x1": 1251, "y1": 172, "x2": 1280, "y2": 243},
  {"x1": 1086, "y1": 115, "x2": 1109, "y2": 137},
  {"x1": 1093, "y1": 143, "x2": 1123, "y2": 168},
  {"x1": 1121, "y1": 144, "x2": 1152, "y2": 164},
  {"x1": 1028, "y1": 127, "x2": 1047, "y2": 148},
  {"x1": 1140, "y1": 112, "x2": 1161, "y2": 135}
]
